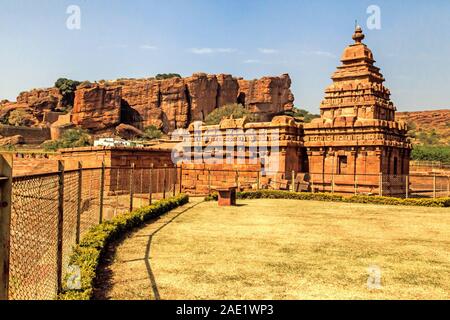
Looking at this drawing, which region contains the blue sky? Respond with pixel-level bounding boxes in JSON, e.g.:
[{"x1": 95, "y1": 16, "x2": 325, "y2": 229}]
[{"x1": 0, "y1": 0, "x2": 449, "y2": 112}]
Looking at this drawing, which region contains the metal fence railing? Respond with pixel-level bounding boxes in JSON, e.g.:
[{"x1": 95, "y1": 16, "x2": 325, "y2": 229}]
[{"x1": 5, "y1": 162, "x2": 180, "y2": 300}]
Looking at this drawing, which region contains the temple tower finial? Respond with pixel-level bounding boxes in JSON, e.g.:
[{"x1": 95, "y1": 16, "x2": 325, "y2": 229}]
[{"x1": 352, "y1": 25, "x2": 365, "y2": 43}]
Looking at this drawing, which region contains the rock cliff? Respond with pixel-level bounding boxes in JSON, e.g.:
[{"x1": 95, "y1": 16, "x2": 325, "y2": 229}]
[
  {"x1": 0, "y1": 73, "x2": 295, "y2": 136},
  {"x1": 72, "y1": 73, "x2": 294, "y2": 133}
]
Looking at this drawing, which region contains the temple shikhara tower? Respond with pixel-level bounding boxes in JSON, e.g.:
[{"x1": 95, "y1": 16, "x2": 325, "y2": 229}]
[{"x1": 304, "y1": 26, "x2": 411, "y2": 193}]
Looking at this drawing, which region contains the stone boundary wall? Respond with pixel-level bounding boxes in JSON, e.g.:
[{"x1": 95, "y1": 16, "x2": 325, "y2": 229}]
[
  {"x1": 0, "y1": 125, "x2": 51, "y2": 144},
  {"x1": 12, "y1": 155, "x2": 59, "y2": 176}
]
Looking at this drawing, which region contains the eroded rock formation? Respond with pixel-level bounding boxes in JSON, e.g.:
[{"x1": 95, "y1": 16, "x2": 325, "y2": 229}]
[
  {"x1": 77, "y1": 73, "x2": 294, "y2": 133},
  {"x1": 71, "y1": 84, "x2": 122, "y2": 130},
  {"x1": 238, "y1": 74, "x2": 294, "y2": 121},
  {"x1": 0, "y1": 87, "x2": 63, "y2": 126}
]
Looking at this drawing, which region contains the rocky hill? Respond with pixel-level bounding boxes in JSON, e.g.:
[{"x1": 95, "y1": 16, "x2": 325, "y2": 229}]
[
  {"x1": 0, "y1": 73, "x2": 294, "y2": 139},
  {"x1": 397, "y1": 109, "x2": 450, "y2": 145}
]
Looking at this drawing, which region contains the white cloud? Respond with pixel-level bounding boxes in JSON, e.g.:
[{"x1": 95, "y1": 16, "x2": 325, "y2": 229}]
[
  {"x1": 258, "y1": 48, "x2": 278, "y2": 54},
  {"x1": 300, "y1": 50, "x2": 336, "y2": 58},
  {"x1": 243, "y1": 59, "x2": 263, "y2": 64},
  {"x1": 140, "y1": 44, "x2": 158, "y2": 50},
  {"x1": 189, "y1": 48, "x2": 238, "y2": 55}
]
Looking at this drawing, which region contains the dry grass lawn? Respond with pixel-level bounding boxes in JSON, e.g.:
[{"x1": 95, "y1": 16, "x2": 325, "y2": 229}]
[{"x1": 97, "y1": 198, "x2": 450, "y2": 300}]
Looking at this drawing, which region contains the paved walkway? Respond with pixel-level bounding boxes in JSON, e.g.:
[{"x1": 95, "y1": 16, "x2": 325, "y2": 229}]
[{"x1": 93, "y1": 198, "x2": 203, "y2": 300}]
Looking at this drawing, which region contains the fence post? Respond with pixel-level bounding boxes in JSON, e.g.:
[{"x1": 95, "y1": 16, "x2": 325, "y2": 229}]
[
  {"x1": 405, "y1": 175, "x2": 409, "y2": 199},
  {"x1": 257, "y1": 171, "x2": 260, "y2": 190},
  {"x1": 447, "y1": 175, "x2": 450, "y2": 198},
  {"x1": 129, "y1": 163, "x2": 135, "y2": 212},
  {"x1": 75, "y1": 162, "x2": 82, "y2": 244},
  {"x1": 0, "y1": 154, "x2": 13, "y2": 300},
  {"x1": 311, "y1": 174, "x2": 315, "y2": 193},
  {"x1": 148, "y1": 164, "x2": 153, "y2": 206},
  {"x1": 163, "y1": 165, "x2": 167, "y2": 199},
  {"x1": 99, "y1": 162, "x2": 105, "y2": 224},
  {"x1": 291, "y1": 170, "x2": 295, "y2": 192},
  {"x1": 208, "y1": 169, "x2": 212, "y2": 195},
  {"x1": 172, "y1": 167, "x2": 176, "y2": 197},
  {"x1": 56, "y1": 160, "x2": 65, "y2": 295},
  {"x1": 179, "y1": 166, "x2": 183, "y2": 194},
  {"x1": 331, "y1": 171, "x2": 335, "y2": 194},
  {"x1": 354, "y1": 174, "x2": 358, "y2": 196},
  {"x1": 379, "y1": 173, "x2": 383, "y2": 197},
  {"x1": 433, "y1": 173, "x2": 437, "y2": 199}
]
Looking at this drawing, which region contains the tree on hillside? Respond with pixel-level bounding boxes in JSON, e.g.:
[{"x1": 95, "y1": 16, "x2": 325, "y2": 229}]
[
  {"x1": 55, "y1": 78, "x2": 81, "y2": 110},
  {"x1": 204, "y1": 104, "x2": 257, "y2": 125},
  {"x1": 42, "y1": 128, "x2": 92, "y2": 151},
  {"x1": 155, "y1": 73, "x2": 181, "y2": 80},
  {"x1": 284, "y1": 108, "x2": 320, "y2": 123}
]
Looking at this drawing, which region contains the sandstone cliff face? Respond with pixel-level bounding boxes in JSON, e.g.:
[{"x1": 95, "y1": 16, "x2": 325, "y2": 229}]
[
  {"x1": 238, "y1": 74, "x2": 294, "y2": 121},
  {"x1": 0, "y1": 87, "x2": 63, "y2": 126},
  {"x1": 17, "y1": 87, "x2": 62, "y2": 111},
  {"x1": 216, "y1": 74, "x2": 239, "y2": 107},
  {"x1": 72, "y1": 84, "x2": 122, "y2": 130},
  {"x1": 109, "y1": 73, "x2": 293, "y2": 133},
  {"x1": 185, "y1": 73, "x2": 219, "y2": 123}
]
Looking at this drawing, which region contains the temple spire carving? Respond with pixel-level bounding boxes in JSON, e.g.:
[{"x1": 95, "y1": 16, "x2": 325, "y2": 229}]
[{"x1": 318, "y1": 26, "x2": 396, "y2": 123}]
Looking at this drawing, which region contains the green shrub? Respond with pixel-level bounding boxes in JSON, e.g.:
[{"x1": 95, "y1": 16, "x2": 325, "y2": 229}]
[
  {"x1": 205, "y1": 190, "x2": 450, "y2": 208},
  {"x1": 204, "y1": 104, "x2": 257, "y2": 125},
  {"x1": 42, "y1": 128, "x2": 92, "y2": 151},
  {"x1": 411, "y1": 145, "x2": 450, "y2": 163},
  {"x1": 58, "y1": 194, "x2": 189, "y2": 300},
  {"x1": 142, "y1": 125, "x2": 163, "y2": 140}
]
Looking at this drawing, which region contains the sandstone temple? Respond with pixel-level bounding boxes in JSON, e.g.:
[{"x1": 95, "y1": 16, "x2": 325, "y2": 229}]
[{"x1": 179, "y1": 27, "x2": 411, "y2": 195}]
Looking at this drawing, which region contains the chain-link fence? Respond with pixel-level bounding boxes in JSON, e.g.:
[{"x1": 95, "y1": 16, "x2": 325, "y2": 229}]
[
  {"x1": 179, "y1": 168, "x2": 450, "y2": 199},
  {"x1": 7, "y1": 164, "x2": 180, "y2": 300},
  {"x1": 3, "y1": 163, "x2": 450, "y2": 300}
]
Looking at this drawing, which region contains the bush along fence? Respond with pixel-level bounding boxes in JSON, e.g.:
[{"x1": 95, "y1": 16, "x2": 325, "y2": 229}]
[
  {"x1": 205, "y1": 190, "x2": 450, "y2": 207},
  {"x1": 59, "y1": 194, "x2": 189, "y2": 300},
  {"x1": 0, "y1": 155, "x2": 182, "y2": 300}
]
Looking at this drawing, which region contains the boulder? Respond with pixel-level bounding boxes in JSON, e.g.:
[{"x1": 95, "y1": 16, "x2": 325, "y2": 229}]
[
  {"x1": 0, "y1": 135, "x2": 24, "y2": 146},
  {"x1": 115, "y1": 123, "x2": 144, "y2": 140}
]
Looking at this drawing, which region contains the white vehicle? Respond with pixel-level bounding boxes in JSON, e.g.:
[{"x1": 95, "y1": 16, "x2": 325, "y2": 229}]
[{"x1": 94, "y1": 138, "x2": 133, "y2": 147}]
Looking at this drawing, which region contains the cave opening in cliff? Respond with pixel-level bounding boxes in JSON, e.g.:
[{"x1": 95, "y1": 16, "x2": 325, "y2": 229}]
[
  {"x1": 120, "y1": 99, "x2": 143, "y2": 129},
  {"x1": 237, "y1": 92, "x2": 246, "y2": 106}
]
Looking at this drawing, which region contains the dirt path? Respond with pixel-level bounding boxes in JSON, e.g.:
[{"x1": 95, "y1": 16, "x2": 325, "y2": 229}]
[{"x1": 93, "y1": 198, "x2": 203, "y2": 300}]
